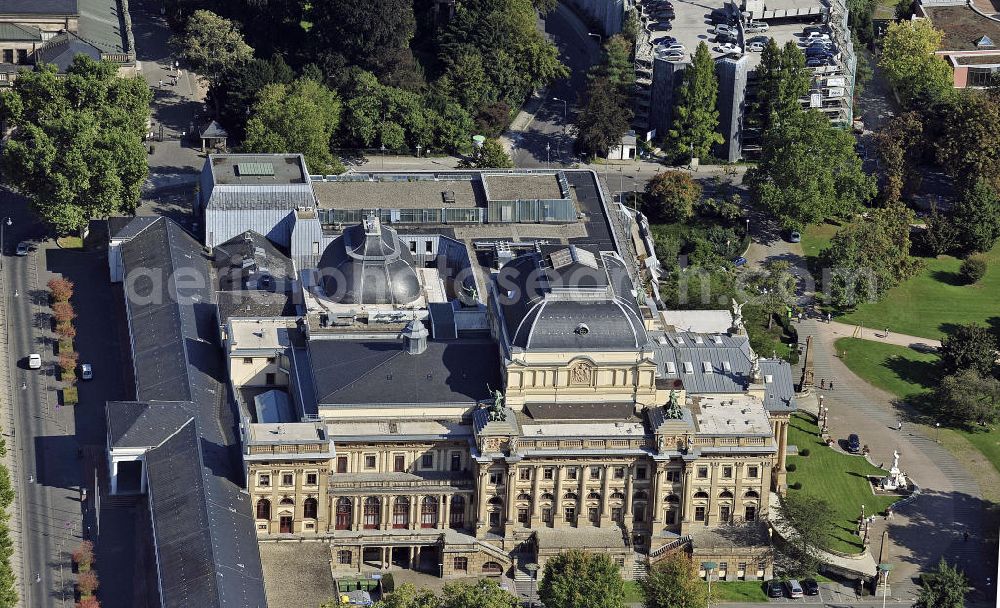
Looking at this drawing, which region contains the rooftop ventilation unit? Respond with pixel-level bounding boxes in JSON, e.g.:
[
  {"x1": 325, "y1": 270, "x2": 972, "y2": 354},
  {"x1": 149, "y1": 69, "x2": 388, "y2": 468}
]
[
  {"x1": 713, "y1": 335, "x2": 723, "y2": 345},
  {"x1": 442, "y1": 190, "x2": 456, "y2": 204}
]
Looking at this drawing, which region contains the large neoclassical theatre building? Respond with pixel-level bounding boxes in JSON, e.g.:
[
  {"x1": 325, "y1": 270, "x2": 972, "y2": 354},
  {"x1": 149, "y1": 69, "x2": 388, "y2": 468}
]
[{"x1": 105, "y1": 155, "x2": 795, "y2": 604}]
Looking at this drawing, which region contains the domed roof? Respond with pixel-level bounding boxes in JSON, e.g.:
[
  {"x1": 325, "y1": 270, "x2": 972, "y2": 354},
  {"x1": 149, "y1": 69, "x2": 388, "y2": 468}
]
[{"x1": 318, "y1": 216, "x2": 421, "y2": 305}]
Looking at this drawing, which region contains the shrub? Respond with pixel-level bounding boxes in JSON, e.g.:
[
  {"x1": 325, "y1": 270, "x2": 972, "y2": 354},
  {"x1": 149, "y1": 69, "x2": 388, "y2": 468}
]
[
  {"x1": 799, "y1": 448, "x2": 810, "y2": 457},
  {"x1": 76, "y1": 598, "x2": 101, "y2": 608},
  {"x1": 58, "y1": 352, "x2": 79, "y2": 374},
  {"x1": 55, "y1": 321, "x2": 77, "y2": 340},
  {"x1": 72, "y1": 541, "x2": 94, "y2": 571},
  {"x1": 47, "y1": 278, "x2": 74, "y2": 302},
  {"x1": 959, "y1": 256, "x2": 988, "y2": 285},
  {"x1": 63, "y1": 386, "x2": 79, "y2": 405},
  {"x1": 51, "y1": 301, "x2": 76, "y2": 323},
  {"x1": 58, "y1": 340, "x2": 74, "y2": 355},
  {"x1": 790, "y1": 481, "x2": 803, "y2": 490},
  {"x1": 786, "y1": 463, "x2": 797, "y2": 472},
  {"x1": 76, "y1": 571, "x2": 98, "y2": 596}
]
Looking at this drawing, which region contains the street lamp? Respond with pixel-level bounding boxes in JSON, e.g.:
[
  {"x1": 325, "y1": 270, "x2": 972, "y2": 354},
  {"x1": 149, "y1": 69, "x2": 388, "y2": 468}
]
[
  {"x1": 415, "y1": 144, "x2": 422, "y2": 157},
  {"x1": 546, "y1": 142, "x2": 551, "y2": 168},
  {"x1": 588, "y1": 32, "x2": 603, "y2": 44},
  {"x1": 380, "y1": 144, "x2": 386, "y2": 170},
  {"x1": 525, "y1": 562, "x2": 539, "y2": 608},
  {"x1": 702, "y1": 561, "x2": 717, "y2": 608},
  {"x1": 935, "y1": 422, "x2": 941, "y2": 442},
  {"x1": 0, "y1": 216, "x2": 10, "y2": 271}
]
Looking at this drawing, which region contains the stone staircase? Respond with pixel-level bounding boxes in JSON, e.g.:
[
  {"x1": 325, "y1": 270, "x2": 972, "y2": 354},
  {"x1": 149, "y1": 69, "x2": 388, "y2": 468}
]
[{"x1": 631, "y1": 554, "x2": 649, "y2": 580}]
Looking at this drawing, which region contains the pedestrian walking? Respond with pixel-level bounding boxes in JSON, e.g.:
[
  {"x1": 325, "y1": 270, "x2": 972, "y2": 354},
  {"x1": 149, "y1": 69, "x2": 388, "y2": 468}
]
[
  {"x1": 826, "y1": 312, "x2": 832, "y2": 323},
  {"x1": 964, "y1": 530, "x2": 970, "y2": 542},
  {"x1": 829, "y1": 381, "x2": 835, "y2": 390},
  {"x1": 820, "y1": 378, "x2": 826, "y2": 389},
  {"x1": 158, "y1": 78, "x2": 163, "y2": 88},
  {"x1": 887, "y1": 508, "x2": 893, "y2": 520},
  {"x1": 897, "y1": 420, "x2": 902, "y2": 431},
  {"x1": 885, "y1": 327, "x2": 890, "y2": 339}
]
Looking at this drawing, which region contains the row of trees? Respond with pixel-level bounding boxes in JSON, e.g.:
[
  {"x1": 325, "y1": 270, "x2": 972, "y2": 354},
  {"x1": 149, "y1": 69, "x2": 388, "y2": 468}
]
[
  {"x1": 0, "y1": 57, "x2": 151, "y2": 235},
  {"x1": 928, "y1": 323, "x2": 1000, "y2": 427},
  {"x1": 577, "y1": 35, "x2": 635, "y2": 157},
  {"x1": 0, "y1": 434, "x2": 16, "y2": 607},
  {"x1": 72, "y1": 541, "x2": 100, "y2": 608}
]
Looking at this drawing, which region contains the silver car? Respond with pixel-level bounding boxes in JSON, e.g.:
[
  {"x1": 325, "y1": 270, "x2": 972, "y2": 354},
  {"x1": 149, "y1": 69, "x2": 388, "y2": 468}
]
[
  {"x1": 15, "y1": 241, "x2": 29, "y2": 256},
  {"x1": 716, "y1": 23, "x2": 737, "y2": 36}
]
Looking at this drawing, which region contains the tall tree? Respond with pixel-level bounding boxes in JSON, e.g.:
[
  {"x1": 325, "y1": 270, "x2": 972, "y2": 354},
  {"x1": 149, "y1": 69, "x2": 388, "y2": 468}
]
[
  {"x1": 879, "y1": 19, "x2": 953, "y2": 106},
  {"x1": 370, "y1": 583, "x2": 439, "y2": 608},
  {"x1": 668, "y1": 42, "x2": 723, "y2": 161},
  {"x1": 640, "y1": 552, "x2": 708, "y2": 608},
  {"x1": 207, "y1": 55, "x2": 295, "y2": 139},
  {"x1": 459, "y1": 138, "x2": 513, "y2": 168},
  {"x1": 776, "y1": 493, "x2": 836, "y2": 576},
  {"x1": 576, "y1": 76, "x2": 631, "y2": 156},
  {"x1": 643, "y1": 170, "x2": 702, "y2": 223},
  {"x1": 934, "y1": 369, "x2": 1000, "y2": 427},
  {"x1": 538, "y1": 550, "x2": 625, "y2": 608},
  {"x1": 939, "y1": 323, "x2": 998, "y2": 377},
  {"x1": 951, "y1": 179, "x2": 1000, "y2": 254},
  {"x1": 914, "y1": 559, "x2": 969, "y2": 608},
  {"x1": 172, "y1": 10, "x2": 254, "y2": 84},
  {"x1": 820, "y1": 202, "x2": 921, "y2": 309},
  {"x1": 747, "y1": 108, "x2": 875, "y2": 230},
  {"x1": 243, "y1": 77, "x2": 343, "y2": 174},
  {"x1": 933, "y1": 91, "x2": 1000, "y2": 188},
  {"x1": 875, "y1": 111, "x2": 924, "y2": 203},
  {"x1": 1, "y1": 57, "x2": 151, "y2": 235},
  {"x1": 308, "y1": 0, "x2": 417, "y2": 82},
  {"x1": 751, "y1": 40, "x2": 810, "y2": 133},
  {"x1": 441, "y1": 579, "x2": 518, "y2": 608}
]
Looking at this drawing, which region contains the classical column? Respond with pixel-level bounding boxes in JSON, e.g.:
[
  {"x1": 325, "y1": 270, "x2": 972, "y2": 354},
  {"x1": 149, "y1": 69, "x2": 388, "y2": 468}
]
[
  {"x1": 773, "y1": 419, "x2": 790, "y2": 495},
  {"x1": 530, "y1": 465, "x2": 541, "y2": 525},
  {"x1": 778, "y1": 421, "x2": 789, "y2": 471},
  {"x1": 577, "y1": 468, "x2": 586, "y2": 527},
  {"x1": 476, "y1": 464, "x2": 489, "y2": 532},
  {"x1": 624, "y1": 473, "x2": 634, "y2": 519},
  {"x1": 681, "y1": 463, "x2": 693, "y2": 522},
  {"x1": 353, "y1": 496, "x2": 362, "y2": 532},
  {"x1": 505, "y1": 470, "x2": 517, "y2": 527},
  {"x1": 440, "y1": 493, "x2": 449, "y2": 529},
  {"x1": 600, "y1": 465, "x2": 612, "y2": 523},
  {"x1": 552, "y1": 465, "x2": 564, "y2": 527},
  {"x1": 652, "y1": 465, "x2": 665, "y2": 526},
  {"x1": 382, "y1": 495, "x2": 391, "y2": 528},
  {"x1": 410, "y1": 495, "x2": 420, "y2": 530}
]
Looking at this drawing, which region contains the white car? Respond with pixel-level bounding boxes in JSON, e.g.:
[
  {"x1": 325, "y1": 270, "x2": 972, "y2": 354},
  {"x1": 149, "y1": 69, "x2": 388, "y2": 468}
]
[
  {"x1": 28, "y1": 354, "x2": 41, "y2": 370},
  {"x1": 663, "y1": 50, "x2": 685, "y2": 61},
  {"x1": 747, "y1": 40, "x2": 766, "y2": 52},
  {"x1": 717, "y1": 42, "x2": 743, "y2": 55},
  {"x1": 747, "y1": 20, "x2": 769, "y2": 32},
  {"x1": 661, "y1": 43, "x2": 685, "y2": 53},
  {"x1": 715, "y1": 23, "x2": 738, "y2": 36},
  {"x1": 15, "y1": 242, "x2": 29, "y2": 256},
  {"x1": 805, "y1": 31, "x2": 831, "y2": 42},
  {"x1": 80, "y1": 363, "x2": 93, "y2": 380}
]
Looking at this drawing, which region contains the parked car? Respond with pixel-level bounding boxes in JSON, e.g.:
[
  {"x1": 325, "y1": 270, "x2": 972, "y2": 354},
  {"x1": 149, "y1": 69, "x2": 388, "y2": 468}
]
[
  {"x1": 805, "y1": 31, "x2": 831, "y2": 42},
  {"x1": 804, "y1": 25, "x2": 826, "y2": 35},
  {"x1": 716, "y1": 31, "x2": 738, "y2": 43},
  {"x1": 717, "y1": 42, "x2": 743, "y2": 55},
  {"x1": 746, "y1": 20, "x2": 769, "y2": 32},
  {"x1": 806, "y1": 45, "x2": 833, "y2": 56},
  {"x1": 80, "y1": 363, "x2": 93, "y2": 381},
  {"x1": 747, "y1": 40, "x2": 765, "y2": 52},
  {"x1": 786, "y1": 580, "x2": 804, "y2": 599},
  {"x1": 28, "y1": 354, "x2": 41, "y2": 370},
  {"x1": 788, "y1": 230, "x2": 801, "y2": 243},
  {"x1": 766, "y1": 580, "x2": 784, "y2": 598},
  {"x1": 716, "y1": 23, "x2": 738, "y2": 36},
  {"x1": 661, "y1": 43, "x2": 685, "y2": 53},
  {"x1": 656, "y1": 36, "x2": 678, "y2": 44},
  {"x1": 663, "y1": 50, "x2": 685, "y2": 61},
  {"x1": 806, "y1": 57, "x2": 829, "y2": 67},
  {"x1": 802, "y1": 579, "x2": 820, "y2": 596},
  {"x1": 734, "y1": 256, "x2": 748, "y2": 267},
  {"x1": 848, "y1": 433, "x2": 862, "y2": 453},
  {"x1": 15, "y1": 241, "x2": 29, "y2": 256}
]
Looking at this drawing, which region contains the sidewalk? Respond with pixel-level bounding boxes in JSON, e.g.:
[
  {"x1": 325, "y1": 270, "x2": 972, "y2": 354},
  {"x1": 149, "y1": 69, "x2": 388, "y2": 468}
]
[
  {"x1": 824, "y1": 320, "x2": 941, "y2": 350},
  {"x1": 0, "y1": 260, "x2": 24, "y2": 607}
]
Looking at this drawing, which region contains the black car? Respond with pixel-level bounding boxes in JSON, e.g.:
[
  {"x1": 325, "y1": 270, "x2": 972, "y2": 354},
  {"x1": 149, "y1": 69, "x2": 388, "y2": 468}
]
[
  {"x1": 848, "y1": 433, "x2": 862, "y2": 453},
  {"x1": 765, "y1": 580, "x2": 784, "y2": 598},
  {"x1": 802, "y1": 579, "x2": 820, "y2": 596}
]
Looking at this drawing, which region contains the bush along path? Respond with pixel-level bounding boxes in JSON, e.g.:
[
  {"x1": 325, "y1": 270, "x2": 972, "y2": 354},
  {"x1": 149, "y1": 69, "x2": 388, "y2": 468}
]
[{"x1": 47, "y1": 279, "x2": 79, "y2": 406}]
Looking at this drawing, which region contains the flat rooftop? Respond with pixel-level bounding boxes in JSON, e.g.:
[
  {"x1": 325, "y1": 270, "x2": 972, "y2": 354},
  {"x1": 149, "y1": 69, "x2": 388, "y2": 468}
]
[
  {"x1": 519, "y1": 419, "x2": 647, "y2": 438},
  {"x1": 482, "y1": 173, "x2": 565, "y2": 201},
  {"x1": 312, "y1": 177, "x2": 482, "y2": 209},
  {"x1": 923, "y1": 4, "x2": 1000, "y2": 51},
  {"x1": 690, "y1": 394, "x2": 772, "y2": 435},
  {"x1": 210, "y1": 154, "x2": 308, "y2": 186},
  {"x1": 228, "y1": 319, "x2": 293, "y2": 351},
  {"x1": 325, "y1": 419, "x2": 471, "y2": 439},
  {"x1": 248, "y1": 422, "x2": 327, "y2": 444}
]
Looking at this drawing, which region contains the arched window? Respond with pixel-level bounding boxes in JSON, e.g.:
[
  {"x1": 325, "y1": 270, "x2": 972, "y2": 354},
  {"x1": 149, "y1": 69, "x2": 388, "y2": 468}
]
[
  {"x1": 563, "y1": 492, "x2": 578, "y2": 501},
  {"x1": 421, "y1": 496, "x2": 439, "y2": 528},
  {"x1": 303, "y1": 497, "x2": 318, "y2": 519},
  {"x1": 587, "y1": 492, "x2": 602, "y2": 501},
  {"x1": 279, "y1": 497, "x2": 294, "y2": 506},
  {"x1": 693, "y1": 491, "x2": 709, "y2": 499},
  {"x1": 488, "y1": 496, "x2": 503, "y2": 506},
  {"x1": 541, "y1": 492, "x2": 555, "y2": 501},
  {"x1": 744, "y1": 490, "x2": 760, "y2": 499},
  {"x1": 482, "y1": 561, "x2": 503, "y2": 575},
  {"x1": 719, "y1": 490, "x2": 734, "y2": 499},
  {"x1": 335, "y1": 497, "x2": 352, "y2": 530},
  {"x1": 666, "y1": 494, "x2": 680, "y2": 504},
  {"x1": 634, "y1": 491, "x2": 648, "y2": 501},
  {"x1": 517, "y1": 493, "x2": 533, "y2": 501},
  {"x1": 449, "y1": 495, "x2": 465, "y2": 528},
  {"x1": 611, "y1": 491, "x2": 625, "y2": 500},
  {"x1": 364, "y1": 497, "x2": 381, "y2": 529},
  {"x1": 256, "y1": 498, "x2": 271, "y2": 520},
  {"x1": 393, "y1": 497, "x2": 410, "y2": 528}
]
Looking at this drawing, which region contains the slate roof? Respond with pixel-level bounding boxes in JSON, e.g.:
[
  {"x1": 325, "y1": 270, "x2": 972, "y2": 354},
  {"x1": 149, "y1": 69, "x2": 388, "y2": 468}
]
[
  {"x1": 213, "y1": 230, "x2": 295, "y2": 291},
  {"x1": 0, "y1": 23, "x2": 41, "y2": 41},
  {"x1": 523, "y1": 402, "x2": 636, "y2": 421},
  {"x1": 200, "y1": 120, "x2": 228, "y2": 139},
  {"x1": 0, "y1": 0, "x2": 77, "y2": 15},
  {"x1": 106, "y1": 401, "x2": 193, "y2": 449},
  {"x1": 308, "y1": 337, "x2": 502, "y2": 407},
  {"x1": 35, "y1": 31, "x2": 101, "y2": 70},
  {"x1": 206, "y1": 188, "x2": 316, "y2": 211},
  {"x1": 495, "y1": 245, "x2": 647, "y2": 352},
  {"x1": 109, "y1": 216, "x2": 159, "y2": 240}
]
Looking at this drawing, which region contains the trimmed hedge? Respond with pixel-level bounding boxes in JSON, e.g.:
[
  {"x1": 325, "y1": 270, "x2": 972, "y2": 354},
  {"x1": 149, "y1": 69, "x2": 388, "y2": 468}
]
[{"x1": 63, "y1": 386, "x2": 79, "y2": 405}]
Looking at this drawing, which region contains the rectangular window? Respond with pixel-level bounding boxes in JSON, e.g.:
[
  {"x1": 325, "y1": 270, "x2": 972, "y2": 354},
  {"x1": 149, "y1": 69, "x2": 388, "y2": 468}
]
[
  {"x1": 489, "y1": 511, "x2": 501, "y2": 528},
  {"x1": 634, "y1": 504, "x2": 645, "y2": 522},
  {"x1": 542, "y1": 507, "x2": 552, "y2": 523},
  {"x1": 666, "y1": 470, "x2": 680, "y2": 482},
  {"x1": 258, "y1": 474, "x2": 270, "y2": 487},
  {"x1": 489, "y1": 471, "x2": 502, "y2": 485},
  {"x1": 566, "y1": 467, "x2": 578, "y2": 480},
  {"x1": 281, "y1": 473, "x2": 294, "y2": 486},
  {"x1": 425, "y1": 241, "x2": 433, "y2": 253},
  {"x1": 695, "y1": 506, "x2": 706, "y2": 521},
  {"x1": 588, "y1": 507, "x2": 599, "y2": 523},
  {"x1": 722, "y1": 466, "x2": 733, "y2": 478},
  {"x1": 393, "y1": 455, "x2": 405, "y2": 472},
  {"x1": 306, "y1": 473, "x2": 318, "y2": 486},
  {"x1": 612, "y1": 507, "x2": 623, "y2": 522},
  {"x1": 2, "y1": 50, "x2": 12, "y2": 64},
  {"x1": 720, "y1": 505, "x2": 731, "y2": 522},
  {"x1": 421, "y1": 453, "x2": 434, "y2": 468},
  {"x1": 364, "y1": 454, "x2": 377, "y2": 469},
  {"x1": 590, "y1": 466, "x2": 601, "y2": 480},
  {"x1": 454, "y1": 557, "x2": 468, "y2": 572},
  {"x1": 518, "y1": 508, "x2": 529, "y2": 524},
  {"x1": 747, "y1": 465, "x2": 759, "y2": 478},
  {"x1": 636, "y1": 466, "x2": 647, "y2": 480},
  {"x1": 564, "y1": 506, "x2": 576, "y2": 523},
  {"x1": 337, "y1": 550, "x2": 352, "y2": 565},
  {"x1": 519, "y1": 468, "x2": 531, "y2": 481},
  {"x1": 451, "y1": 453, "x2": 462, "y2": 471},
  {"x1": 543, "y1": 468, "x2": 554, "y2": 480},
  {"x1": 745, "y1": 505, "x2": 757, "y2": 521},
  {"x1": 336, "y1": 456, "x2": 348, "y2": 473},
  {"x1": 614, "y1": 467, "x2": 625, "y2": 479},
  {"x1": 15, "y1": 49, "x2": 25, "y2": 64},
  {"x1": 243, "y1": 357, "x2": 253, "y2": 364},
  {"x1": 719, "y1": 562, "x2": 728, "y2": 573},
  {"x1": 312, "y1": 241, "x2": 319, "y2": 255},
  {"x1": 265, "y1": 372, "x2": 276, "y2": 385},
  {"x1": 697, "y1": 467, "x2": 709, "y2": 479}
]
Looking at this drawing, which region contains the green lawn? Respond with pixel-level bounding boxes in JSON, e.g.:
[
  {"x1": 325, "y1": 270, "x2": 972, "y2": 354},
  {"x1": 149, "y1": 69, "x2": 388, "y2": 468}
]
[
  {"x1": 623, "y1": 580, "x2": 643, "y2": 603},
  {"x1": 834, "y1": 337, "x2": 1000, "y2": 478},
  {"x1": 834, "y1": 337, "x2": 937, "y2": 398},
  {"x1": 800, "y1": 221, "x2": 840, "y2": 262},
  {"x1": 622, "y1": 579, "x2": 768, "y2": 603},
  {"x1": 786, "y1": 413, "x2": 898, "y2": 554},
  {"x1": 838, "y1": 242, "x2": 1000, "y2": 340}
]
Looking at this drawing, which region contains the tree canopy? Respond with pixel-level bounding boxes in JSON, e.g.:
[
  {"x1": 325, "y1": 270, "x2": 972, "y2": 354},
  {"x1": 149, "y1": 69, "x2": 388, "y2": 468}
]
[
  {"x1": 364, "y1": 580, "x2": 517, "y2": 608},
  {"x1": 459, "y1": 138, "x2": 513, "y2": 168},
  {"x1": 934, "y1": 369, "x2": 1000, "y2": 427},
  {"x1": 643, "y1": 170, "x2": 702, "y2": 223},
  {"x1": 915, "y1": 559, "x2": 969, "y2": 608},
  {"x1": 776, "y1": 492, "x2": 836, "y2": 576},
  {"x1": 173, "y1": 10, "x2": 254, "y2": 83},
  {"x1": 538, "y1": 550, "x2": 625, "y2": 608},
  {"x1": 875, "y1": 111, "x2": 924, "y2": 203},
  {"x1": 1, "y1": 57, "x2": 151, "y2": 235},
  {"x1": 668, "y1": 42, "x2": 723, "y2": 161},
  {"x1": 244, "y1": 77, "x2": 344, "y2": 174},
  {"x1": 640, "y1": 552, "x2": 708, "y2": 608},
  {"x1": 750, "y1": 40, "x2": 810, "y2": 133},
  {"x1": 576, "y1": 36, "x2": 634, "y2": 157},
  {"x1": 939, "y1": 323, "x2": 998, "y2": 377},
  {"x1": 933, "y1": 91, "x2": 1000, "y2": 188},
  {"x1": 309, "y1": 0, "x2": 417, "y2": 83},
  {"x1": 879, "y1": 20, "x2": 953, "y2": 106},
  {"x1": 950, "y1": 179, "x2": 1000, "y2": 254}
]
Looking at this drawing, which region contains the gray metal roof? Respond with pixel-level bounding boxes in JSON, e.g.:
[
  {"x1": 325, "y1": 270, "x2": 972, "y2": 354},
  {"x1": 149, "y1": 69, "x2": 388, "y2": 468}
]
[
  {"x1": 317, "y1": 219, "x2": 421, "y2": 305},
  {"x1": 106, "y1": 401, "x2": 193, "y2": 448},
  {"x1": 0, "y1": 0, "x2": 77, "y2": 14},
  {"x1": 206, "y1": 188, "x2": 315, "y2": 211},
  {"x1": 523, "y1": 402, "x2": 636, "y2": 421},
  {"x1": 35, "y1": 32, "x2": 101, "y2": 70},
  {"x1": 308, "y1": 337, "x2": 502, "y2": 407},
  {"x1": 213, "y1": 230, "x2": 295, "y2": 292},
  {"x1": 200, "y1": 120, "x2": 228, "y2": 139},
  {"x1": 760, "y1": 359, "x2": 798, "y2": 412},
  {"x1": 109, "y1": 216, "x2": 159, "y2": 240},
  {"x1": 0, "y1": 23, "x2": 40, "y2": 41}
]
